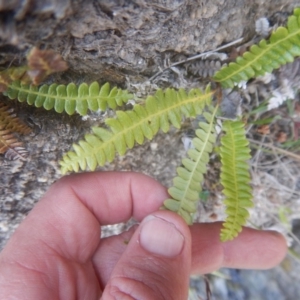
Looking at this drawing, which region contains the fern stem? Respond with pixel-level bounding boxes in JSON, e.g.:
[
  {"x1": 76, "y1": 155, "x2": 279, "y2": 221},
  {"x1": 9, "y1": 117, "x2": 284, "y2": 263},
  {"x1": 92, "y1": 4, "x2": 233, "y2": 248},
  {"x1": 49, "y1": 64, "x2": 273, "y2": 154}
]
[{"x1": 249, "y1": 138, "x2": 300, "y2": 162}]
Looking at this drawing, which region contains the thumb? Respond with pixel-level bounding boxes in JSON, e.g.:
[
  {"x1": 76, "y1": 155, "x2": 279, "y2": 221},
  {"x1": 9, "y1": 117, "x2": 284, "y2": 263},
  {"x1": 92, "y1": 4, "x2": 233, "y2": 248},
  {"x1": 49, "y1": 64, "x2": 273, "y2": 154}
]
[{"x1": 101, "y1": 211, "x2": 192, "y2": 300}]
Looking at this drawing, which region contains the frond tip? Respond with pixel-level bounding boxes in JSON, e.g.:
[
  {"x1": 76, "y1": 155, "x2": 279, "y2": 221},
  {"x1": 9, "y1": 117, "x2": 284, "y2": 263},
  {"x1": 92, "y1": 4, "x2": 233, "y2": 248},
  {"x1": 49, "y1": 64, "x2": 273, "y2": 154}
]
[
  {"x1": 162, "y1": 105, "x2": 218, "y2": 224},
  {"x1": 220, "y1": 120, "x2": 253, "y2": 242}
]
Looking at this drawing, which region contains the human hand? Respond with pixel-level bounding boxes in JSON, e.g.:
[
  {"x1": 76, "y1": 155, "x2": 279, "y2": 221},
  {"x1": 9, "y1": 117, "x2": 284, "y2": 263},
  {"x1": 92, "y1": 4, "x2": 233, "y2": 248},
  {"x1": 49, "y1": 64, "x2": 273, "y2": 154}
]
[{"x1": 0, "y1": 172, "x2": 287, "y2": 300}]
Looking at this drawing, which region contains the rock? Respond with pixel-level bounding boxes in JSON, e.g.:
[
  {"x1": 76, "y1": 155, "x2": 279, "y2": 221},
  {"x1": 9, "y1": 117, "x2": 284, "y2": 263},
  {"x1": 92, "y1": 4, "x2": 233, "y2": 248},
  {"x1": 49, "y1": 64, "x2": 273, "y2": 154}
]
[{"x1": 0, "y1": 1, "x2": 298, "y2": 81}]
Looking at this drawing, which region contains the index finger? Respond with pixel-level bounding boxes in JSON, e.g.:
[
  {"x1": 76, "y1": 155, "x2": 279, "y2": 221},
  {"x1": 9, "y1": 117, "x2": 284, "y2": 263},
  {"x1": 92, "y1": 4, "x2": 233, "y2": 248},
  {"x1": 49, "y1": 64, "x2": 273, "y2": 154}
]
[
  {"x1": 55, "y1": 171, "x2": 169, "y2": 224},
  {"x1": 1, "y1": 172, "x2": 168, "y2": 262}
]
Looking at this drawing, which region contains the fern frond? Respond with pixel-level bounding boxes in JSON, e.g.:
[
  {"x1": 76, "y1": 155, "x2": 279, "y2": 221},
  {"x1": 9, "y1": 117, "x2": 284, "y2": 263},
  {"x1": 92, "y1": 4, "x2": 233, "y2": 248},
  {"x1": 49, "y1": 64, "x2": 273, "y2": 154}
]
[
  {"x1": 0, "y1": 125, "x2": 28, "y2": 160},
  {"x1": 214, "y1": 8, "x2": 300, "y2": 88},
  {"x1": 162, "y1": 105, "x2": 218, "y2": 224},
  {"x1": 60, "y1": 86, "x2": 213, "y2": 174},
  {"x1": 189, "y1": 59, "x2": 224, "y2": 78},
  {"x1": 220, "y1": 120, "x2": 253, "y2": 242},
  {"x1": 4, "y1": 147, "x2": 28, "y2": 160},
  {"x1": 4, "y1": 81, "x2": 133, "y2": 115},
  {"x1": 0, "y1": 103, "x2": 32, "y2": 135},
  {"x1": 0, "y1": 103, "x2": 30, "y2": 160}
]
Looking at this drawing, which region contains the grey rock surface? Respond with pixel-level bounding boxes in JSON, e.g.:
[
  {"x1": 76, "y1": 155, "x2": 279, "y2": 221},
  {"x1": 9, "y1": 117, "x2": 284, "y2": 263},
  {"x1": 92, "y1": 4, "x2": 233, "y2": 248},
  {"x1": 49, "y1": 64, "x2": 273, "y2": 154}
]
[{"x1": 0, "y1": 0, "x2": 299, "y2": 82}]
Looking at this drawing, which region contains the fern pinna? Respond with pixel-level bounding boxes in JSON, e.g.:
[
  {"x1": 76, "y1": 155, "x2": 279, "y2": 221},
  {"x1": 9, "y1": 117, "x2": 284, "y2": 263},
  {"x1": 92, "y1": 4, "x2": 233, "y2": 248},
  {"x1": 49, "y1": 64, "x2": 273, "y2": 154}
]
[
  {"x1": 162, "y1": 105, "x2": 218, "y2": 224},
  {"x1": 4, "y1": 81, "x2": 132, "y2": 115},
  {"x1": 214, "y1": 8, "x2": 300, "y2": 88},
  {"x1": 60, "y1": 86, "x2": 213, "y2": 174},
  {"x1": 220, "y1": 120, "x2": 253, "y2": 242}
]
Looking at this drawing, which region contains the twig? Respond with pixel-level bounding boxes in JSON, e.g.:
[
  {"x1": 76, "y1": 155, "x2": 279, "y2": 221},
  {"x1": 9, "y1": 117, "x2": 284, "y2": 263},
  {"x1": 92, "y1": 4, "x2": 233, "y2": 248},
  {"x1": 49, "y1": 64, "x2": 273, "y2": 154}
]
[
  {"x1": 251, "y1": 135, "x2": 267, "y2": 173},
  {"x1": 258, "y1": 171, "x2": 300, "y2": 197},
  {"x1": 249, "y1": 138, "x2": 300, "y2": 162},
  {"x1": 272, "y1": 150, "x2": 295, "y2": 183},
  {"x1": 148, "y1": 37, "x2": 244, "y2": 82}
]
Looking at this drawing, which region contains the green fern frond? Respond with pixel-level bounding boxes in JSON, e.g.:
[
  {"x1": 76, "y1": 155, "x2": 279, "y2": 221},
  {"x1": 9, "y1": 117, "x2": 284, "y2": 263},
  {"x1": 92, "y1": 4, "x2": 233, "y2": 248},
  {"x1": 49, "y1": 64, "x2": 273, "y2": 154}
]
[
  {"x1": 162, "y1": 105, "x2": 218, "y2": 224},
  {"x1": 59, "y1": 86, "x2": 213, "y2": 174},
  {"x1": 214, "y1": 8, "x2": 300, "y2": 88},
  {"x1": 3, "y1": 81, "x2": 133, "y2": 115},
  {"x1": 220, "y1": 120, "x2": 253, "y2": 242}
]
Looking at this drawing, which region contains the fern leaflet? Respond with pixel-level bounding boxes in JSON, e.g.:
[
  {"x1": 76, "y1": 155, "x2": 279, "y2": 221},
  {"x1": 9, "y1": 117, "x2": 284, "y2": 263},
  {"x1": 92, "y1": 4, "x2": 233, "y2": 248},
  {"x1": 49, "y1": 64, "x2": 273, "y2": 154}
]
[
  {"x1": 162, "y1": 105, "x2": 218, "y2": 224},
  {"x1": 4, "y1": 81, "x2": 133, "y2": 115},
  {"x1": 60, "y1": 86, "x2": 213, "y2": 174},
  {"x1": 220, "y1": 120, "x2": 253, "y2": 242},
  {"x1": 214, "y1": 8, "x2": 300, "y2": 88}
]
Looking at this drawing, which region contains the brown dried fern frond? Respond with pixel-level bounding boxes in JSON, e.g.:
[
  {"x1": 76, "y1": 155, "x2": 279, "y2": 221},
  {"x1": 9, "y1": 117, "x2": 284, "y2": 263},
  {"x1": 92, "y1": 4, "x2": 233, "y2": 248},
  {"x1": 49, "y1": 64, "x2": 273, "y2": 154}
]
[
  {"x1": 0, "y1": 125, "x2": 28, "y2": 160},
  {"x1": 0, "y1": 102, "x2": 31, "y2": 160},
  {"x1": 4, "y1": 146, "x2": 28, "y2": 160},
  {"x1": 0, "y1": 127, "x2": 28, "y2": 160},
  {"x1": 0, "y1": 102, "x2": 32, "y2": 134}
]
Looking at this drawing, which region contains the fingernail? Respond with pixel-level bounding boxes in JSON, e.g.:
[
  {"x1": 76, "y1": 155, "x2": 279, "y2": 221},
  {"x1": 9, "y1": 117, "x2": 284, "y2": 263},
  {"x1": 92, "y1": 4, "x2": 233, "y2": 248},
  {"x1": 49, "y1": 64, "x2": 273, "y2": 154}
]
[{"x1": 139, "y1": 215, "x2": 184, "y2": 257}]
